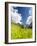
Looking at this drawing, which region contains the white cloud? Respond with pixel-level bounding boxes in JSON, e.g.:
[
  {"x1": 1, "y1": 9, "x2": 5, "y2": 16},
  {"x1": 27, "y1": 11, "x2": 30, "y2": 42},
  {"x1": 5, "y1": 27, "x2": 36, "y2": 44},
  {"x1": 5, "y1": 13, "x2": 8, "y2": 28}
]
[
  {"x1": 11, "y1": 7, "x2": 22, "y2": 24},
  {"x1": 26, "y1": 16, "x2": 32, "y2": 25},
  {"x1": 26, "y1": 9, "x2": 32, "y2": 26}
]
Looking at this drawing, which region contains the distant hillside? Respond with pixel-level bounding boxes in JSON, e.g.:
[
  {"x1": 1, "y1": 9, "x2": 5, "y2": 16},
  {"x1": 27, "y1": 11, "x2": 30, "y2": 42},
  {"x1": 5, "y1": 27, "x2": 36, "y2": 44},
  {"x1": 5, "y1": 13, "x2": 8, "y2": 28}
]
[
  {"x1": 12, "y1": 22, "x2": 32, "y2": 28},
  {"x1": 26, "y1": 23, "x2": 32, "y2": 28}
]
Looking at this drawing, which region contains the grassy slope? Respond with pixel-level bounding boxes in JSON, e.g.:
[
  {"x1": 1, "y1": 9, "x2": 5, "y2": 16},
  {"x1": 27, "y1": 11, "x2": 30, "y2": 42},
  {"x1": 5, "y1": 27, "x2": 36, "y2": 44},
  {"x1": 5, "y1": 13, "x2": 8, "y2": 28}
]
[{"x1": 11, "y1": 23, "x2": 32, "y2": 39}]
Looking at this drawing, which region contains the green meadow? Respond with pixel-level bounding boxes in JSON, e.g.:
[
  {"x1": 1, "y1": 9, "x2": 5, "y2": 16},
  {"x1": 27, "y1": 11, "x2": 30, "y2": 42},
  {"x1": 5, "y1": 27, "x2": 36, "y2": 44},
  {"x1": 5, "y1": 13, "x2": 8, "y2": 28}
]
[{"x1": 11, "y1": 23, "x2": 32, "y2": 39}]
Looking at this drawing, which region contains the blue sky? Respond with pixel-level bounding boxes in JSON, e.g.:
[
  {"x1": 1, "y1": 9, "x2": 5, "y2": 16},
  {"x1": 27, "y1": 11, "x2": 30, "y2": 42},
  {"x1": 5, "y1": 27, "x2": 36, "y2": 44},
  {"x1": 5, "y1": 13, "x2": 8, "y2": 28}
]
[{"x1": 12, "y1": 7, "x2": 32, "y2": 25}]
